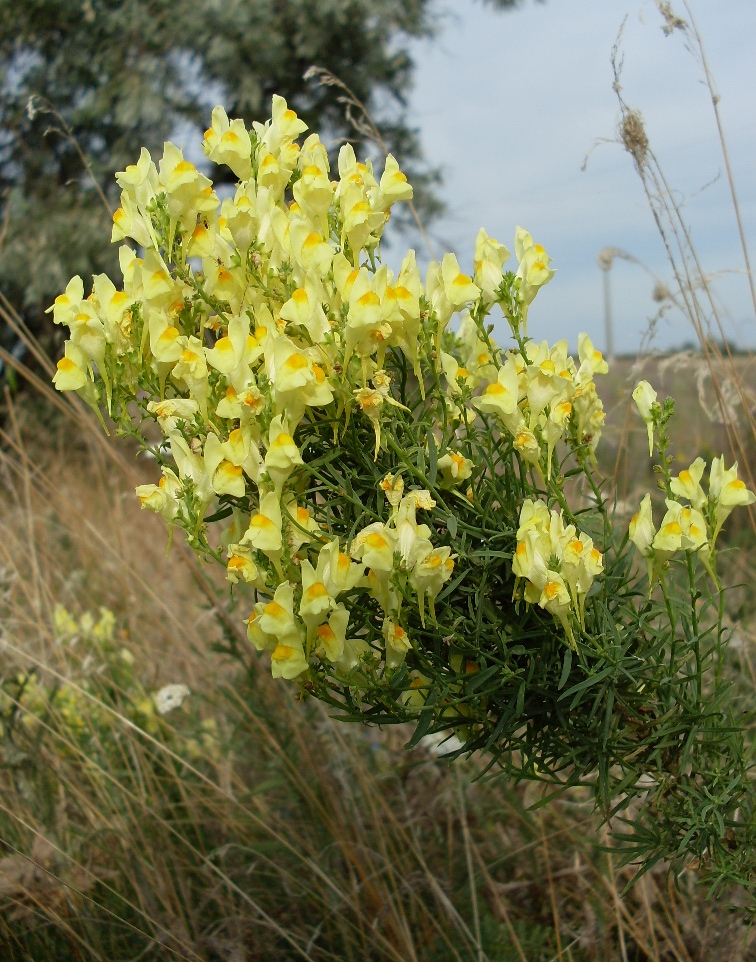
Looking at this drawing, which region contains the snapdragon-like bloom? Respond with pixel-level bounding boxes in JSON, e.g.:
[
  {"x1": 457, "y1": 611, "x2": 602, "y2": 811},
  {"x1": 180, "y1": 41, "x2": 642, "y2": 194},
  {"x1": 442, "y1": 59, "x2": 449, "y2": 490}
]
[
  {"x1": 632, "y1": 380, "x2": 657, "y2": 456},
  {"x1": 473, "y1": 355, "x2": 520, "y2": 423},
  {"x1": 350, "y1": 522, "x2": 396, "y2": 572},
  {"x1": 474, "y1": 227, "x2": 510, "y2": 304},
  {"x1": 241, "y1": 491, "x2": 283, "y2": 561},
  {"x1": 670, "y1": 457, "x2": 707, "y2": 510},
  {"x1": 136, "y1": 467, "x2": 183, "y2": 522},
  {"x1": 225, "y1": 543, "x2": 263, "y2": 587},
  {"x1": 203, "y1": 106, "x2": 253, "y2": 180},
  {"x1": 629, "y1": 493, "x2": 657, "y2": 585},
  {"x1": 512, "y1": 499, "x2": 601, "y2": 646},
  {"x1": 410, "y1": 547, "x2": 455, "y2": 626},
  {"x1": 437, "y1": 452, "x2": 474, "y2": 486},
  {"x1": 709, "y1": 456, "x2": 756, "y2": 542},
  {"x1": 514, "y1": 227, "x2": 555, "y2": 328}
]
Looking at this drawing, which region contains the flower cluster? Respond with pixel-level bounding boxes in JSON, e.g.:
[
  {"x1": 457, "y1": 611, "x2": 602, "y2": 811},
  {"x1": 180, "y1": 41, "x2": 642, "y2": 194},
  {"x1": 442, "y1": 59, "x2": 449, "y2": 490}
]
[
  {"x1": 513, "y1": 499, "x2": 604, "y2": 646},
  {"x1": 1, "y1": 607, "x2": 194, "y2": 750},
  {"x1": 244, "y1": 480, "x2": 455, "y2": 680},
  {"x1": 629, "y1": 454, "x2": 755, "y2": 586},
  {"x1": 464, "y1": 327, "x2": 608, "y2": 477},
  {"x1": 50, "y1": 95, "x2": 606, "y2": 684}
]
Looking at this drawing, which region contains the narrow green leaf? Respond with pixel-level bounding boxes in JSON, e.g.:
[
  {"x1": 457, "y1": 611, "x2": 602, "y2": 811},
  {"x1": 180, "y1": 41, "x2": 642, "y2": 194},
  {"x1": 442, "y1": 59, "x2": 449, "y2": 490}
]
[
  {"x1": 558, "y1": 648, "x2": 572, "y2": 691},
  {"x1": 427, "y1": 429, "x2": 438, "y2": 487}
]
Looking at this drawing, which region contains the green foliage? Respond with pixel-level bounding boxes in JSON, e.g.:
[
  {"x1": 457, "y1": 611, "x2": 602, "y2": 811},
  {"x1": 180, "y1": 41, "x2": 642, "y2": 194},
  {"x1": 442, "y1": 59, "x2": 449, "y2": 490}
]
[
  {"x1": 46, "y1": 90, "x2": 756, "y2": 904},
  {"x1": 300, "y1": 348, "x2": 756, "y2": 901},
  {"x1": 0, "y1": 0, "x2": 524, "y2": 328}
]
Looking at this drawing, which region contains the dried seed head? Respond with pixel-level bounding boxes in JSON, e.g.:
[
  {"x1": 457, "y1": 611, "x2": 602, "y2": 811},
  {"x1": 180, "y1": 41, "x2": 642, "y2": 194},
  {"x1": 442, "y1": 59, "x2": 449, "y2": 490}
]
[
  {"x1": 657, "y1": 1, "x2": 687, "y2": 36},
  {"x1": 652, "y1": 281, "x2": 670, "y2": 303},
  {"x1": 620, "y1": 109, "x2": 648, "y2": 169}
]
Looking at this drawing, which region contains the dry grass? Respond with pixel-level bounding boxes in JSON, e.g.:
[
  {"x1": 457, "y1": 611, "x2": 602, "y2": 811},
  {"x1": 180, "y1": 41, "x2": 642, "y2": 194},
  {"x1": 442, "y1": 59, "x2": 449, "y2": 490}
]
[
  {"x1": 0, "y1": 328, "x2": 754, "y2": 959},
  {"x1": 1, "y1": 5, "x2": 755, "y2": 950}
]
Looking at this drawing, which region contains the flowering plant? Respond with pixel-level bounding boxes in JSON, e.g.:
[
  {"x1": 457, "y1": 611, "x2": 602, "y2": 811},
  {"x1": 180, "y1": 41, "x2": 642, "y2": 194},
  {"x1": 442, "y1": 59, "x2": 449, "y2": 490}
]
[{"x1": 50, "y1": 96, "x2": 755, "y2": 888}]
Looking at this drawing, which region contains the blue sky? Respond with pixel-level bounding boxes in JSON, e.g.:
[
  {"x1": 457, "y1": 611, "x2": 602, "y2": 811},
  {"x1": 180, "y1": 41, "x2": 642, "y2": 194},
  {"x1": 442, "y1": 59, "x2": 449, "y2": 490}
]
[{"x1": 402, "y1": 0, "x2": 756, "y2": 356}]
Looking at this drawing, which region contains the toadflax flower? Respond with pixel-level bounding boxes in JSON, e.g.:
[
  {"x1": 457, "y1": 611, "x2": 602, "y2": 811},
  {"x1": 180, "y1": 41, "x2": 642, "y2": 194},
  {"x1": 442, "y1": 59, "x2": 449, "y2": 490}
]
[
  {"x1": 709, "y1": 456, "x2": 756, "y2": 543},
  {"x1": 632, "y1": 380, "x2": 657, "y2": 456}
]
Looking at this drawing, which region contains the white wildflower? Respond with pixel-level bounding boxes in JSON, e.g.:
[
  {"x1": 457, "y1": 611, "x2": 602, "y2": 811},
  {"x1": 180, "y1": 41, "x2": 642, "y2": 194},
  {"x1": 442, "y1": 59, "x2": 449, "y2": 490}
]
[{"x1": 155, "y1": 683, "x2": 191, "y2": 715}]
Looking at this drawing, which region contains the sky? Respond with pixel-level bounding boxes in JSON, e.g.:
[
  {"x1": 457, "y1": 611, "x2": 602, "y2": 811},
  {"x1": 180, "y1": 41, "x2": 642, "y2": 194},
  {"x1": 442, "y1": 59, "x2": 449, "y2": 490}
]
[{"x1": 402, "y1": 0, "x2": 756, "y2": 356}]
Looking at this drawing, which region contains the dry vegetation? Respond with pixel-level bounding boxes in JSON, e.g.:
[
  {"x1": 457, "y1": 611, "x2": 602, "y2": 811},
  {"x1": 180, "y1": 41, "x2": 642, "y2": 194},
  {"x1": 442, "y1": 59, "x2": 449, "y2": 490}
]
[
  {"x1": 0, "y1": 4, "x2": 755, "y2": 957},
  {"x1": 0, "y1": 324, "x2": 754, "y2": 961}
]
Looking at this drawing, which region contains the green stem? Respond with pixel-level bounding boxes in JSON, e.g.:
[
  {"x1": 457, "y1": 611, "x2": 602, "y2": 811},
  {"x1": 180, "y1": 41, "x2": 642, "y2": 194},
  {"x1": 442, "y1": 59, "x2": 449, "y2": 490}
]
[
  {"x1": 660, "y1": 574, "x2": 678, "y2": 678},
  {"x1": 685, "y1": 551, "x2": 702, "y2": 701},
  {"x1": 715, "y1": 582, "x2": 726, "y2": 688},
  {"x1": 385, "y1": 432, "x2": 450, "y2": 513},
  {"x1": 584, "y1": 461, "x2": 612, "y2": 545}
]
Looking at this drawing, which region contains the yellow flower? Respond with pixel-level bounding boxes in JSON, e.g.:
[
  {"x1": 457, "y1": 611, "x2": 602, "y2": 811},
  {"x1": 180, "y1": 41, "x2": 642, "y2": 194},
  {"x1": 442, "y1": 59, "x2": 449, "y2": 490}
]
[
  {"x1": 226, "y1": 544, "x2": 263, "y2": 587},
  {"x1": 473, "y1": 356, "x2": 520, "y2": 421},
  {"x1": 278, "y1": 281, "x2": 330, "y2": 343},
  {"x1": 299, "y1": 555, "x2": 337, "y2": 624},
  {"x1": 315, "y1": 605, "x2": 350, "y2": 662},
  {"x1": 375, "y1": 153, "x2": 414, "y2": 207},
  {"x1": 111, "y1": 193, "x2": 154, "y2": 248},
  {"x1": 383, "y1": 618, "x2": 412, "y2": 669},
  {"x1": 679, "y1": 506, "x2": 708, "y2": 551},
  {"x1": 285, "y1": 501, "x2": 323, "y2": 553},
  {"x1": 410, "y1": 546, "x2": 455, "y2": 625},
  {"x1": 473, "y1": 228, "x2": 510, "y2": 304},
  {"x1": 47, "y1": 276, "x2": 84, "y2": 326},
  {"x1": 264, "y1": 416, "x2": 304, "y2": 492},
  {"x1": 241, "y1": 491, "x2": 283, "y2": 556},
  {"x1": 513, "y1": 427, "x2": 540, "y2": 467},
  {"x1": 158, "y1": 142, "x2": 217, "y2": 225},
  {"x1": 380, "y1": 473, "x2": 405, "y2": 510},
  {"x1": 577, "y1": 333, "x2": 608, "y2": 378},
  {"x1": 53, "y1": 343, "x2": 89, "y2": 392},
  {"x1": 651, "y1": 500, "x2": 697, "y2": 558},
  {"x1": 632, "y1": 380, "x2": 657, "y2": 456},
  {"x1": 270, "y1": 642, "x2": 308, "y2": 680},
  {"x1": 204, "y1": 433, "x2": 246, "y2": 499},
  {"x1": 709, "y1": 456, "x2": 756, "y2": 542},
  {"x1": 203, "y1": 105, "x2": 253, "y2": 180},
  {"x1": 514, "y1": 227, "x2": 555, "y2": 326},
  {"x1": 629, "y1": 494, "x2": 656, "y2": 561},
  {"x1": 512, "y1": 528, "x2": 548, "y2": 591},
  {"x1": 205, "y1": 315, "x2": 251, "y2": 375},
  {"x1": 289, "y1": 217, "x2": 333, "y2": 275},
  {"x1": 136, "y1": 467, "x2": 183, "y2": 522},
  {"x1": 441, "y1": 252, "x2": 480, "y2": 309},
  {"x1": 561, "y1": 534, "x2": 603, "y2": 626},
  {"x1": 353, "y1": 386, "x2": 409, "y2": 459},
  {"x1": 146, "y1": 312, "x2": 183, "y2": 365},
  {"x1": 670, "y1": 457, "x2": 706, "y2": 510},
  {"x1": 351, "y1": 522, "x2": 396, "y2": 572},
  {"x1": 437, "y1": 452, "x2": 473, "y2": 486},
  {"x1": 538, "y1": 575, "x2": 575, "y2": 648},
  {"x1": 168, "y1": 432, "x2": 214, "y2": 507},
  {"x1": 292, "y1": 157, "x2": 333, "y2": 219},
  {"x1": 267, "y1": 94, "x2": 308, "y2": 150},
  {"x1": 259, "y1": 581, "x2": 301, "y2": 643},
  {"x1": 115, "y1": 146, "x2": 158, "y2": 209},
  {"x1": 268, "y1": 335, "x2": 333, "y2": 421},
  {"x1": 318, "y1": 538, "x2": 365, "y2": 594}
]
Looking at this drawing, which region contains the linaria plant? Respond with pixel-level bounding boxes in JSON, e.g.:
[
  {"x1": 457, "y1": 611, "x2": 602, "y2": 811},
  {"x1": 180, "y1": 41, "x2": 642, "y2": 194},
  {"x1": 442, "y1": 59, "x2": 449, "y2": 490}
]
[{"x1": 50, "y1": 96, "x2": 756, "y2": 899}]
